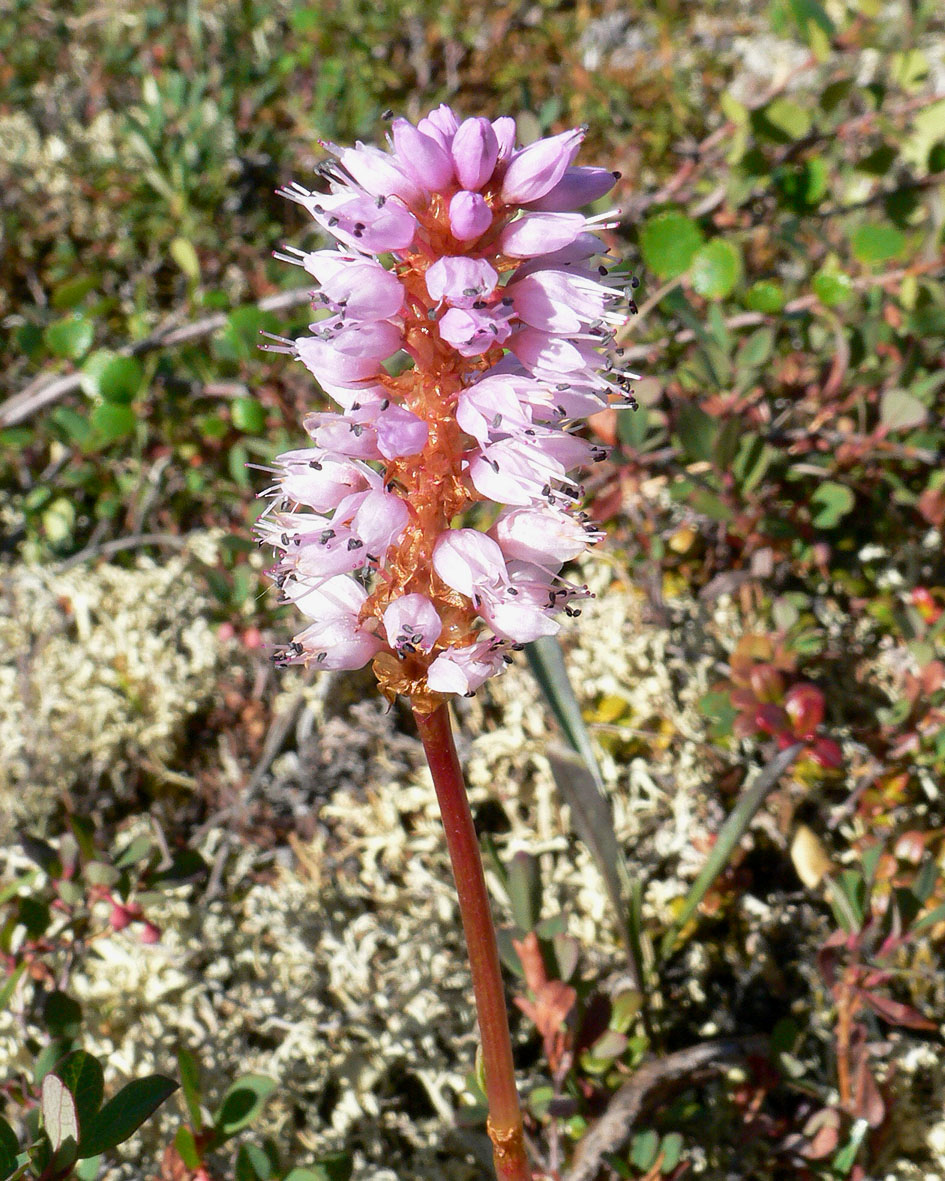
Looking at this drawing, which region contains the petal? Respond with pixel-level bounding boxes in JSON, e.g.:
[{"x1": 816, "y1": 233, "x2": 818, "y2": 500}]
[
  {"x1": 425, "y1": 256, "x2": 499, "y2": 306},
  {"x1": 418, "y1": 103, "x2": 460, "y2": 149},
  {"x1": 382, "y1": 593, "x2": 443, "y2": 653},
  {"x1": 492, "y1": 506, "x2": 591, "y2": 565},
  {"x1": 449, "y1": 190, "x2": 493, "y2": 241},
  {"x1": 392, "y1": 118, "x2": 455, "y2": 191},
  {"x1": 277, "y1": 451, "x2": 368, "y2": 511},
  {"x1": 525, "y1": 166, "x2": 617, "y2": 212},
  {"x1": 352, "y1": 488, "x2": 409, "y2": 554},
  {"x1": 338, "y1": 143, "x2": 423, "y2": 205},
  {"x1": 500, "y1": 128, "x2": 585, "y2": 204},
  {"x1": 374, "y1": 402, "x2": 429, "y2": 459},
  {"x1": 492, "y1": 116, "x2": 517, "y2": 162},
  {"x1": 319, "y1": 260, "x2": 405, "y2": 320},
  {"x1": 451, "y1": 117, "x2": 500, "y2": 191},
  {"x1": 498, "y1": 212, "x2": 586, "y2": 258},
  {"x1": 433, "y1": 529, "x2": 507, "y2": 596},
  {"x1": 426, "y1": 640, "x2": 507, "y2": 694},
  {"x1": 480, "y1": 596, "x2": 560, "y2": 643},
  {"x1": 295, "y1": 336, "x2": 382, "y2": 387}
]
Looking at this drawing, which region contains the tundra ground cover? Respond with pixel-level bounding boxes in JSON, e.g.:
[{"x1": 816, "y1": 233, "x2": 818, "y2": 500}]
[{"x1": 1, "y1": 2, "x2": 944, "y2": 1179}]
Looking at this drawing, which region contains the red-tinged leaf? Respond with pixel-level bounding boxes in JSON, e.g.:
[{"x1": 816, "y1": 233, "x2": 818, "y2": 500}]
[
  {"x1": 511, "y1": 932, "x2": 548, "y2": 994},
  {"x1": 512, "y1": 934, "x2": 576, "y2": 1046},
  {"x1": 811, "y1": 737, "x2": 844, "y2": 769},
  {"x1": 784, "y1": 683, "x2": 825, "y2": 739},
  {"x1": 849, "y1": 1029, "x2": 885, "y2": 1128},
  {"x1": 749, "y1": 664, "x2": 784, "y2": 703},
  {"x1": 803, "y1": 1107, "x2": 841, "y2": 1159},
  {"x1": 860, "y1": 990, "x2": 937, "y2": 1030},
  {"x1": 754, "y1": 702, "x2": 786, "y2": 735}
]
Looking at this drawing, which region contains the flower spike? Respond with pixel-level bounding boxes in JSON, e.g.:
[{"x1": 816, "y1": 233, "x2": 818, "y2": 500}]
[{"x1": 261, "y1": 110, "x2": 631, "y2": 715}]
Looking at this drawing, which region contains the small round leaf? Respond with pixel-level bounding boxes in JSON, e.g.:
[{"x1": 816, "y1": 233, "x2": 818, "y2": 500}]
[
  {"x1": 44, "y1": 315, "x2": 94, "y2": 360},
  {"x1": 91, "y1": 403, "x2": 136, "y2": 443},
  {"x1": 744, "y1": 281, "x2": 785, "y2": 314},
  {"x1": 690, "y1": 239, "x2": 742, "y2": 299},
  {"x1": 812, "y1": 269, "x2": 853, "y2": 307},
  {"x1": 850, "y1": 223, "x2": 907, "y2": 264},
  {"x1": 231, "y1": 397, "x2": 267, "y2": 434},
  {"x1": 639, "y1": 212, "x2": 704, "y2": 280}
]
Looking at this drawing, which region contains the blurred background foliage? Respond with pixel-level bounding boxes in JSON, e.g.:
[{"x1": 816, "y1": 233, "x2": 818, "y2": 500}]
[{"x1": 2, "y1": 0, "x2": 945, "y2": 1178}]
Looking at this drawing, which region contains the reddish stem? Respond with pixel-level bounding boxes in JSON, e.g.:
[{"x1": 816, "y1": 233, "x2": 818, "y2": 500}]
[{"x1": 414, "y1": 703, "x2": 530, "y2": 1181}]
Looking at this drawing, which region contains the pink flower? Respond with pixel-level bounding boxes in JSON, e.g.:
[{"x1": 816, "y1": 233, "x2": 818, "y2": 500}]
[{"x1": 261, "y1": 108, "x2": 633, "y2": 710}]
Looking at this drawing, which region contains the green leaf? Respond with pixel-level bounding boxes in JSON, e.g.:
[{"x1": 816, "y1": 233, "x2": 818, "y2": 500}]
[
  {"x1": 849, "y1": 223, "x2": 907, "y2": 265},
  {"x1": 43, "y1": 992, "x2": 83, "y2": 1041},
  {"x1": 0, "y1": 1116, "x2": 19, "y2": 1172},
  {"x1": 810, "y1": 481, "x2": 855, "y2": 528},
  {"x1": 544, "y1": 746, "x2": 645, "y2": 988},
  {"x1": 691, "y1": 239, "x2": 742, "y2": 299},
  {"x1": 78, "y1": 1076, "x2": 178, "y2": 1158},
  {"x1": 832, "y1": 1117, "x2": 869, "y2": 1174},
  {"x1": 55, "y1": 1052, "x2": 105, "y2": 1131},
  {"x1": 236, "y1": 1142, "x2": 273, "y2": 1181},
  {"x1": 660, "y1": 1132, "x2": 684, "y2": 1172},
  {"x1": 630, "y1": 1128, "x2": 660, "y2": 1170},
  {"x1": 506, "y1": 852, "x2": 541, "y2": 933},
  {"x1": 52, "y1": 275, "x2": 98, "y2": 310},
  {"x1": 231, "y1": 397, "x2": 267, "y2": 434},
  {"x1": 0, "y1": 963, "x2": 28, "y2": 1012},
  {"x1": 912, "y1": 901, "x2": 945, "y2": 935},
  {"x1": 284, "y1": 1153, "x2": 353, "y2": 1181},
  {"x1": 174, "y1": 1127, "x2": 202, "y2": 1171},
  {"x1": 18, "y1": 895, "x2": 51, "y2": 940},
  {"x1": 91, "y1": 403, "x2": 136, "y2": 444},
  {"x1": 20, "y1": 834, "x2": 61, "y2": 875},
  {"x1": 50, "y1": 406, "x2": 95, "y2": 447},
  {"x1": 744, "y1": 281, "x2": 785, "y2": 313},
  {"x1": 75, "y1": 1157, "x2": 103, "y2": 1181},
  {"x1": 812, "y1": 268, "x2": 853, "y2": 307},
  {"x1": 826, "y1": 869, "x2": 867, "y2": 933},
  {"x1": 94, "y1": 355, "x2": 144, "y2": 405},
  {"x1": 763, "y1": 98, "x2": 812, "y2": 141},
  {"x1": 177, "y1": 1048, "x2": 203, "y2": 1131},
  {"x1": 149, "y1": 849, "x2": 207, "y2": 887},
  {"x1": 114, "y1": 834, "x2": 153, "y2": 869},
  {"x1": 214, "y1": 1075, "x2": 277, "y2": 1141},
  {"x1": 639, "y1": 212, "x2": 704, "y2": 280},
  {"x1": 675, "y1": 401, "x2": 717, "y2": 463},
  {"x1": 738, "y1": 327, "x2": 775, "y2": 369},
  {"x1": 170, "y1": 237, "x2": 201, "y2": 282},
  {"x1": 44, "y1": 315, "x2": 94, "y2": 360},
  {"x1": 661, "y1": 745, "x2": 802, "y2": 958},
  {"x1": 41, "y1": 1074, "x2": 79, "y2": 1153},
  {"x1": 880, "y1": 389, "x2": 927, "y2": 432}
]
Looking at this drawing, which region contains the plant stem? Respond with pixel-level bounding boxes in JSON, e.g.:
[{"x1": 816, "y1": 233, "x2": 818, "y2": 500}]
[{"x1": 414, "y1": 702, "x2": 530, "y2": 1181}]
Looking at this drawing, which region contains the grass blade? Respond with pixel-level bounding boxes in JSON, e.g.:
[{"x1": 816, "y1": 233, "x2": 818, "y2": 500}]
[{"x1": 660, "y1": 743, "x2": 802, "y2": 959}]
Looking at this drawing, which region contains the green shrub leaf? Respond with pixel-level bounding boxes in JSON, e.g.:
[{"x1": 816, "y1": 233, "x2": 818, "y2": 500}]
[
  {"x1": 691, "y1": 239, "x2": 742, "y2": 298},
  {"x1": 44, "y1": 315, "x2": 94, "y2": 360},
  {"x1": 850, "y1": 223, "x2": 907, "y2": 264},
  {"x1": 639, "y1": 212, "x2": 704, "y2": 279},
  {"x1": 214, "y1": 1074, "x2": 277, "y2": 1141},
  {"x1": 811, "y1": 481, "x2": 855, "y2": 527},
  {"x1": 78, "y1": 1076, "x2": 178, "y2": 1158}
]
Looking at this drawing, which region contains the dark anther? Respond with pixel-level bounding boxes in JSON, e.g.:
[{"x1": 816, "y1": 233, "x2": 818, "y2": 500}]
[{"x1": 347, "y1": 538, "x2": 364, "y2": 550}]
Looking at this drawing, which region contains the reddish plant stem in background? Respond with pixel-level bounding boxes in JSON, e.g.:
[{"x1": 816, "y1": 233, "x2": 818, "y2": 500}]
[{"x1": 414, "y1": 703, "x2": 530, "y2": 1181}]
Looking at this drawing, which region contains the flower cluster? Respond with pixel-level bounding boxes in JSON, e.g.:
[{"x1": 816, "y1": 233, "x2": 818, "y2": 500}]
[{"x1": 259, "y1": 106, "x2": 636, "y2": 713}]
